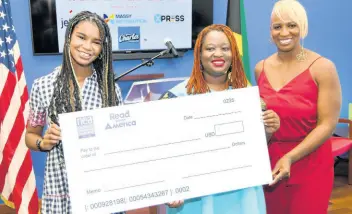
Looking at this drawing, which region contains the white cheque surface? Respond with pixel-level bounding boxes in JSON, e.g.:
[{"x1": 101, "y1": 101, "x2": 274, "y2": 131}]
[{"x1": 59, "y1": 86, "x2": 272, "y2": 214}]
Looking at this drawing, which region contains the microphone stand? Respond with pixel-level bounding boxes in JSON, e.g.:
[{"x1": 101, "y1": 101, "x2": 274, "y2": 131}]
[{"x1": 114, "y1": 48, "x2": 172, "y2": 82}]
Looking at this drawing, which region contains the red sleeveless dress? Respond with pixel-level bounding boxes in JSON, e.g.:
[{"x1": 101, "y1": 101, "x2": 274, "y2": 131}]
[{"x1": 257, "y1": 58, "x2": 334, "y2": 214}]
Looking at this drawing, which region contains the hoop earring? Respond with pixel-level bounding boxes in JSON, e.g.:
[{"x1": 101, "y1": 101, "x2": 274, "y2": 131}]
[{"x1": 98, "y1": 53, "x2": 103, "y2": 59}]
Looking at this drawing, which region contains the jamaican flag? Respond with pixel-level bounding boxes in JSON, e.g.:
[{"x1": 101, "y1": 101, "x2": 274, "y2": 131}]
[{"x1": 227, "y1": 0, "x2": 252, "y2": 85}]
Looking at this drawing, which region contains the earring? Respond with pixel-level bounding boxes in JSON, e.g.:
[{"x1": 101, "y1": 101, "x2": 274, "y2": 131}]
[
  {"x1": 296, "y1": 48, "x2": 307, "y2": 61},
  {"x1": 228, "y1": 72, "x2": 232, "y2": 82},
  {"x1": 200, "y1": 64, "x2": 204, "y2": 70},
  {"x1": 227, "y1": 65, "x2": 233, "y2": 82},
  {"x1": 296, "y1": 39, "x2": 307, "y2": 61},
  {"x1": 98, "y1": 53, "x2": 103, "y2": 59}
]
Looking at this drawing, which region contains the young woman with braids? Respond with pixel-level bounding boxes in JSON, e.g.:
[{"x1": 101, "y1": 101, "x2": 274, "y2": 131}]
[
  {"x1": 161, "y1": 24, "x2": 280, "y2": 214},
  {"x1": 25, "y1": 11, "x2": 123, "y2": 213}
]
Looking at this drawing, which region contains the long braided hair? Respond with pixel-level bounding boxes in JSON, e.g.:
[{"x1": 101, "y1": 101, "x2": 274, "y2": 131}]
[
  {"x1": 48, "y1": 11, "x2": 118, "y2": 125},
  {"x1": 187, "y1": 24, "x2": 247, "y2": 94}
]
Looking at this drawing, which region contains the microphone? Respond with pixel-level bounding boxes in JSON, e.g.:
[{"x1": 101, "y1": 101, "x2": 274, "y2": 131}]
[{"x1": 164, "y1": 38, "x2": 179, "y2": 57}]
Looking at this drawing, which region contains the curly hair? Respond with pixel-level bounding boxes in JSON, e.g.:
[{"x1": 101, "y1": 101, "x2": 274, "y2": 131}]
[
  {"x1": 187, "y1": 24, "x2": 247, "y2": 94},
  {"x1": 48, "y1": 11, "x2": 119, "y2": 125}
]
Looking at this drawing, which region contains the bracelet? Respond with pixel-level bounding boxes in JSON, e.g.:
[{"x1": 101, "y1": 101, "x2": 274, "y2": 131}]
[{"x1": 36, "y1": 139, "x2": 48, "y2": 152}]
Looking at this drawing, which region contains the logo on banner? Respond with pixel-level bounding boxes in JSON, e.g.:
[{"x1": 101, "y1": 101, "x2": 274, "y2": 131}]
[
  {"x1": 60, "y1": 10, "x2": 74, "y2": 29},
  {"x1": 103, "y1": 14, "x2": 116, "y2": 23},
  {"x1": 118, "y1": 26, "x2": 141, "y2": 50},
  {"x1": 103, "y1": 13, "x2": 146, "y2": 24},
  {"x1": 154, "y1": 14, "x2": 185, "y2": 23}
]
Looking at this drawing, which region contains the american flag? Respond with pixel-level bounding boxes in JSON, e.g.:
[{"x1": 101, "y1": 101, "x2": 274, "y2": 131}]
[{"x1": 0, "y1": 0, "x2": 39, "y2": 213}]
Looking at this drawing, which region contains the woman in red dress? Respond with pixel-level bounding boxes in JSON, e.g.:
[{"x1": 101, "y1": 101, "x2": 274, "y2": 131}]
[{"x1": 255, "y1": 0, "x2": 342, "y2": 213}]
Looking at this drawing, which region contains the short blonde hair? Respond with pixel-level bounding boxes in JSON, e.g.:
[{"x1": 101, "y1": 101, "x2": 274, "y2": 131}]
[{"x1": 271, "y1": 0, "x2": 308, "y2": 39}]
